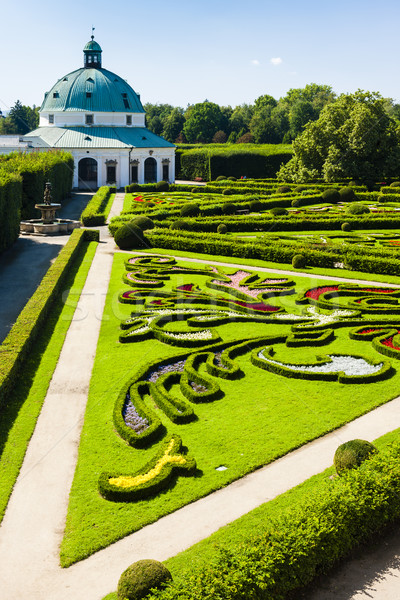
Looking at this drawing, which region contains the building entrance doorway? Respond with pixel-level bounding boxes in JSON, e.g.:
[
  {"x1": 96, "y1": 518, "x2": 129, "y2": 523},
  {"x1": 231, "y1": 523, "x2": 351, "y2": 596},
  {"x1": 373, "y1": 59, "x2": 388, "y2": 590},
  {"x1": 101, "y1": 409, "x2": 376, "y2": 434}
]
[
  {"x1": 144, "y1": 157, "x2": 157, "y2": 183},
  {"x1": 78, "y1": 157, "x2": 98, "y2": 189}
]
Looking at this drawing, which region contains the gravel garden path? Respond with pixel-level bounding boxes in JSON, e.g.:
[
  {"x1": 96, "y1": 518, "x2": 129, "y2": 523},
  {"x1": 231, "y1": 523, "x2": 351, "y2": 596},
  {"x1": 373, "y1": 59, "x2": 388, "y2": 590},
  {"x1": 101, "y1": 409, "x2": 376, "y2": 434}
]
[{"x1": 1, "y1": 195, "x2": 400, "y2": 599}]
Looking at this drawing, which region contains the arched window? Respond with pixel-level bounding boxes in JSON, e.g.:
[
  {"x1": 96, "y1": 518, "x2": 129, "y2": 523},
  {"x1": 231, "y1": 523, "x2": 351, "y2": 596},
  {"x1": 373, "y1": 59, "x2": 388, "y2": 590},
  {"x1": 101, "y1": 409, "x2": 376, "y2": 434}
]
[
  {"x1": 78, "y1": 157, "x2": 98, "y2": 189},
  {"x1": 144, "y1": 157, "x2": 157, "y2": 183}
]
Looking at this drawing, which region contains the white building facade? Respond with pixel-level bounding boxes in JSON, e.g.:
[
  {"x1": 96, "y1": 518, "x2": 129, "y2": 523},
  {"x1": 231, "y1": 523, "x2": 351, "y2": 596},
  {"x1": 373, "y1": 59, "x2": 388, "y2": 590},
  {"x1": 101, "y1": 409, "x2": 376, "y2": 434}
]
[{"x1": 25, "y1": 37, "x2": 175, "y2": 189}]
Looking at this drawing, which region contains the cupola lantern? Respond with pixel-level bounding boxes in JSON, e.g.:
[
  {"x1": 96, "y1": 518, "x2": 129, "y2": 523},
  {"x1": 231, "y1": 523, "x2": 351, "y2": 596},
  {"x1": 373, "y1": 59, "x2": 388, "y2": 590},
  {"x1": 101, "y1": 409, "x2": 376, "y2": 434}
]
[{"x1": 83, "y1": 35, "x2": 102, "y2": 69}]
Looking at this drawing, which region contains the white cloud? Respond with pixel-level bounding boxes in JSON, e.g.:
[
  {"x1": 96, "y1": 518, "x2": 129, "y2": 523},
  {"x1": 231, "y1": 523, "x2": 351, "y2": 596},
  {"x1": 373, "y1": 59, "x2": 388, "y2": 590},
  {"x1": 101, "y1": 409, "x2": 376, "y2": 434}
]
[
  {"x1": 251, "y1": 59, "x2": 260, "y2": 66},
  {"x1": 270, "y1": 57, "x2": 283, "y2": 66}
]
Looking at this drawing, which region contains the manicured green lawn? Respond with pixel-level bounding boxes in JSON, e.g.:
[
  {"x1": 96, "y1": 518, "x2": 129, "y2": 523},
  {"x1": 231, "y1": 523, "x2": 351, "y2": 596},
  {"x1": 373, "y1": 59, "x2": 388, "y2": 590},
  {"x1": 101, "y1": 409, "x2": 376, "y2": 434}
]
[
  {"x1": 0, "y1": 240, "x2": 97, "y2": 522},
  {"x1": 137, "y1": 247, "x2": 400, "y2": 286},
  {"x1": 61, "y1": 253, "x2": 400, "y2": 566}
]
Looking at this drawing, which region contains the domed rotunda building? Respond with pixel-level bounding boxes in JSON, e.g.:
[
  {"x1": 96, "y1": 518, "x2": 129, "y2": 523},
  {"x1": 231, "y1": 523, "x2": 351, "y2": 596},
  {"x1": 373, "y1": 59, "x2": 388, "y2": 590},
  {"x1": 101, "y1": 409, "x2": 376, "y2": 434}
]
[{"x1": 25, "y1": 37, "x2": 175, "y2": 189}]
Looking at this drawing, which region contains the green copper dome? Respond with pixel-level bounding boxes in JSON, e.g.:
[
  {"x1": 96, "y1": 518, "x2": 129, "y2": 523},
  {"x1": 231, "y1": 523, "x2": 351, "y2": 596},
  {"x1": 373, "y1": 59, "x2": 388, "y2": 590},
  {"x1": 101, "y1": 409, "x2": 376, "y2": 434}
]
[
  {"x1": 40, "y1": 57, "x2": 145, "y2": 114},
  {"x1": 83, "y1": 39, "x2": 102, "y2": 52}
]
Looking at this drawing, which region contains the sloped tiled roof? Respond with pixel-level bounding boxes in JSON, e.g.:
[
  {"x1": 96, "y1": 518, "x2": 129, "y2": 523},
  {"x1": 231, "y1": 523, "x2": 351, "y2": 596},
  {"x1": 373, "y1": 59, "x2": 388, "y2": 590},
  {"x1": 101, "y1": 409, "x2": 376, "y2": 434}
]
[{"x1": 25, "y1": 127, "x2": 175, "y2": 149}]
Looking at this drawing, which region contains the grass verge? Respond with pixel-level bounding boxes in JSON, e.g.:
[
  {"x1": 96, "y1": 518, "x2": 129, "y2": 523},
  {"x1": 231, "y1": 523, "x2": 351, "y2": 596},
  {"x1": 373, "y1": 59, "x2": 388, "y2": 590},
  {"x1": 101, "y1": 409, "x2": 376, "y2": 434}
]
[{"x1": 0, "y1": 240, "x2": 97, "y2": 522}]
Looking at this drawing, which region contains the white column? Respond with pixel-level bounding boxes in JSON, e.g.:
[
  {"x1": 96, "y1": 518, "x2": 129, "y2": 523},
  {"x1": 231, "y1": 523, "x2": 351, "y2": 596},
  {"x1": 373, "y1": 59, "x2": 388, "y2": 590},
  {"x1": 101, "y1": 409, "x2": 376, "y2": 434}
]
[
  {"x1": 120, "y1": 152, "x2": 130, "y2": 188},
  {"x1": 138, "y1": 157, "x2": 145, "y2": 184}
]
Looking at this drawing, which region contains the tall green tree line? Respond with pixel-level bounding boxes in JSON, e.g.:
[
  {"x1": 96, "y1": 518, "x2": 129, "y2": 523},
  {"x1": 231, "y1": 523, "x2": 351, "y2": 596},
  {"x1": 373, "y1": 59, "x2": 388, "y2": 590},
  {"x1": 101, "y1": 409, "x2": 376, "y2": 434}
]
[{"x1": 0, "y1": 100, "x2": 39, "y2": 135}]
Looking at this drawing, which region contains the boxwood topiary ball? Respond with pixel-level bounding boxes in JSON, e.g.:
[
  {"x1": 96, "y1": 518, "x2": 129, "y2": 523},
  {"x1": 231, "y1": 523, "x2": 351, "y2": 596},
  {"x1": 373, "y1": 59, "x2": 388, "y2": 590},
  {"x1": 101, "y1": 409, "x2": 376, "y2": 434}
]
[
  {"x1": 341, "y1": 222, "x2": 351, "y2": 232},
  {"x1": 180, "y1": 203, "x2": 200, "y2": 217},
  {"x1": 270, "y1": 206, "x2": 288, "y2": 216},
  {"x1": 221, "y1": 202, "x2": 236, "y2": 214},
  {"x1": 276, "y1": 185, "x2": 291, "y2": 194},
  {"x1": 132, "y1": 216, "x2": 154, "y2": 231},
  {"x1": 346, "y1": 203, "x2": 370, "y2": 215},
  {"x1": 170, "y1": 219, "x2": 192, "y2": 231},
  {"x1": 117, "y1": 559, "x2": 172, "y2": 600},
  {"x1": 217, "y1": 223, "x2": 227, "y2": 234},
  {"x1": 114, "y1": 222, "x2": 147, "y2": 250},
  {"x1": 339, "y1": 187, "x2": 357, "y2": 202},
  {"x1": 216, "y1": 175, "x2": 227, "y2": 181},
  {"x1": 322, "y1": 189, "x2": 341, "y2": 204},
  {"x1": 249, "y1": 200, "x2": 263, "y2": 212},
  {"x1": 155, "y1": 180, "x2": 169, "y2": 192},
  {"x1": 292, "y1": 254, "x2": 306, "y2": 269},
  {"x1": 334, "y1": 439, "x2": 377, "y2": 476}
]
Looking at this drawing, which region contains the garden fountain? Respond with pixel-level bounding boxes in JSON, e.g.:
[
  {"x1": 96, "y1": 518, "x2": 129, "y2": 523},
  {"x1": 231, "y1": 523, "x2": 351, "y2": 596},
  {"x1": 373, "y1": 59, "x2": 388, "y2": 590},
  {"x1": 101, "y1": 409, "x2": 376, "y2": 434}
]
[{"x1": 20, "y1": 182, "x2": 81, "y2": 235}]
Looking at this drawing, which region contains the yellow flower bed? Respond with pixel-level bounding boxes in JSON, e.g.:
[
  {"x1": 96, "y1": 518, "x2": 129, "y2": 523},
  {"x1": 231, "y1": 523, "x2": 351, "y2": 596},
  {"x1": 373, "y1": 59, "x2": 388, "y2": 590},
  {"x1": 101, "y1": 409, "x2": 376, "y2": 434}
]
[{"x1": 109, "y1": 438, "x2": 187, "y2": 489}]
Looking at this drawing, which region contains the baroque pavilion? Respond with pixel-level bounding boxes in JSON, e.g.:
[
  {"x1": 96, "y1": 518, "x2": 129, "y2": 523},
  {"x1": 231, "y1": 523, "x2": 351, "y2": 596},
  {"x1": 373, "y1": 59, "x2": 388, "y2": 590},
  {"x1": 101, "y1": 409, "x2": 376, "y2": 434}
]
[{"x1": 25, "y1": 37, "x2": 175, "y2": 189}]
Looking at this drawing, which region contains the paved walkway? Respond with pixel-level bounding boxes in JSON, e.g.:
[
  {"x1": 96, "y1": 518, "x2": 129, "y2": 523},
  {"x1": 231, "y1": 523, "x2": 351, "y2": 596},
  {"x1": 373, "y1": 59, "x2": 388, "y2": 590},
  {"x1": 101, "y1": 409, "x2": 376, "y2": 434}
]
[
  {"x1": 1, "y1": 195, "x2": 400, "y2": 599},
  {"x1": 0, "y1": 192, "x2": 93, "y2": 344}
]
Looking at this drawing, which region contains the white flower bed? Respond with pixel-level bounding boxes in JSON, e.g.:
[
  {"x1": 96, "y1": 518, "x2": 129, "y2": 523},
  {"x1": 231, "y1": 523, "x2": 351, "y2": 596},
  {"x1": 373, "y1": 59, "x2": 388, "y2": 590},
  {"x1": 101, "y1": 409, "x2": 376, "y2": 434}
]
[
  {"x1": 297, "y1": 306, "x2": 357, "y2": 328},
  {"x1": 162, "y1": 330, "x2": 213, "y2": 341},
  {"x1": 258, "y1": 349, "x2": 383, "y2": 376}
]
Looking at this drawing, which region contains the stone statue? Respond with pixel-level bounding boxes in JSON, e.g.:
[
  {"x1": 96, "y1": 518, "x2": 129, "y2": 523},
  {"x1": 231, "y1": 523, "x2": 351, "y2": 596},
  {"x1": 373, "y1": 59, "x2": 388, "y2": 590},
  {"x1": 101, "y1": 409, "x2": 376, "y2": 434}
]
[{"x1": 43, "y1": 182, "x2": 53, "y2": 206}]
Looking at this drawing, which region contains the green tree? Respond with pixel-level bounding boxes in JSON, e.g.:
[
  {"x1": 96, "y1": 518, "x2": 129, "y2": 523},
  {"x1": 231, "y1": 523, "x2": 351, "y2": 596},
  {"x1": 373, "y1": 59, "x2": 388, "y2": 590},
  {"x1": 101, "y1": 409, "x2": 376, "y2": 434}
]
[
  {"x1": 289, "y1": 100, "x2": 315, "y2": 137},
  {"x1": 161, "y1": 107, "x2": 185, "y2": 142},
  {"x1": 229, "y1": 104, "x2": 253, "y2": 134},
  {"x1": 2, "y1": 100, "x2": 39, "y2": 134},
  {"x1": 284, "y1": 83, "x2": 335, "y2": 112},
  {"x1": 250, "y1": 105, "x2": 280, "y2": 143},
  {"x1": 278, "y1": 90, "x2": 400, "y2": 182},
  {"x1": 183, "y1": 101, "x2": 223, "y2": 143},
  {"x1": 144, "y1": 103, "x2": 174, "y2": 135},
  {"x1": 254, "y1": 94, "x2": 277, "y2": 111}
]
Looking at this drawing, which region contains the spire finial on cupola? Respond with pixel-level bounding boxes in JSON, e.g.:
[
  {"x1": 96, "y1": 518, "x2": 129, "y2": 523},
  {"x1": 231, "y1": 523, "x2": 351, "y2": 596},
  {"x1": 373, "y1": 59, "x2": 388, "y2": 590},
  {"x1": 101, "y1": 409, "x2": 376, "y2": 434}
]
[{"x1": 83, "y1": 28, "x2": 102, "y2": 69}]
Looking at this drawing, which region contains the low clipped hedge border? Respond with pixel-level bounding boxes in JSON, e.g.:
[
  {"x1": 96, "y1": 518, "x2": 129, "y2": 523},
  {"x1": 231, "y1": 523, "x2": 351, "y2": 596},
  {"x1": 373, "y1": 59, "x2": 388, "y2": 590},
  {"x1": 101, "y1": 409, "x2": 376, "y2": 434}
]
[
  {"x1": 149, "y1": 444, "x2": 400, "y2": 600},
  {"x1": 99, "y1": 434, "x2": 196, "y2": 502},
  {"x1": 286, "y1": 328, "x2": 334, "y2": 347},
  {"x1": 151, "y1": 372, "x2": 195, "y2": 423},
  {"x1": 81, "y1": 186, "x2": 116, "y2": 226},
  {"x1": 349, "y1": 324, "x2": 400, "y2": 360},
  {"x1": 113, "y1": 381, "x2": 164, "y2": 448},
  {"x1": 251, "y1": 346, "x2": 392, "y2": 384},
  {"x1": 0, "y1": 228, "x2": 99, "y2": 410},
  {"x1": 145, "y1": 229, "x2": 400, "y2": 277},
  {"x1": 180, "y1": 353, "x2": 223, "y2": 403}
]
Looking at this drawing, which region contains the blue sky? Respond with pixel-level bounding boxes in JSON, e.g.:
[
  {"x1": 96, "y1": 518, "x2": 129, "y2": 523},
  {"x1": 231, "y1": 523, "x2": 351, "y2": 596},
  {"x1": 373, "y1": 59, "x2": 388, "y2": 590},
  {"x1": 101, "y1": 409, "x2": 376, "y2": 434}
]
[{"x1": 1, "y1": 0, "x2": 400, "y2": 112}]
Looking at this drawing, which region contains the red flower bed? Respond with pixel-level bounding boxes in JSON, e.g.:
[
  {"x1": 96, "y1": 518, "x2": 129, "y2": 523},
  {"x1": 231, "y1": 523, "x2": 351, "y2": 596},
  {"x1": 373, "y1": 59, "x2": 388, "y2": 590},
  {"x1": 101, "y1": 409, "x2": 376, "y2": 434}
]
[
  {"x1": 305, "y1": 286, "x2": 339, "y2": 300},
  {"x1": 358, "y1": 328, "x2": 383, "y2": 335},
  {"x1": 381, "y1": 336, "x2": 400, "y2": 350},
  {"x1": 177, "y1": 284, "x2": 196, "y2": 292},
  {"x1": 363, "y1": 288, "x2": 397, "y2": 294}
]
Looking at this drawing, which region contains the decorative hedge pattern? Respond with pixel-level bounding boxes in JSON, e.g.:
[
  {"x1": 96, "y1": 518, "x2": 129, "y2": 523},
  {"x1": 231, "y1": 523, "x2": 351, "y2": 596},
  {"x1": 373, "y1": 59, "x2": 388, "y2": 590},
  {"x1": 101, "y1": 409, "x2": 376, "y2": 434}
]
[{"x1": 101, "y1": 254, "x2": 400, "y2": 502}]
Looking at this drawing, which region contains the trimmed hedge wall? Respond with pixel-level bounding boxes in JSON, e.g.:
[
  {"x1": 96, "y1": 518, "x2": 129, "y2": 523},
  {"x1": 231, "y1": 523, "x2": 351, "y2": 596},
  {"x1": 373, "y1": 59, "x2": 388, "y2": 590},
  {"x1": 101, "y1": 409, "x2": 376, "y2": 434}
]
[
  {"x1": 0, "y1": 151, "x2": 74, "y2": 219},
  {"x1": 149, "y1": 444, "x2": 400, "y2": 600},
  {"x1": 0, "y1": 172, "x2": 22, "y2": 254},
  {"x1": 0, "y1": 150, "x2": 73, "y2": 253},
  {"x1": 0, "y1": 228, "x2": 99, "y2": 410},
  {"x1": 81, "y1": 186, "x2": 116, "y2": 226},
  {"x1": 180, "y1": 146, "x2": 293, "y2": 180}
]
